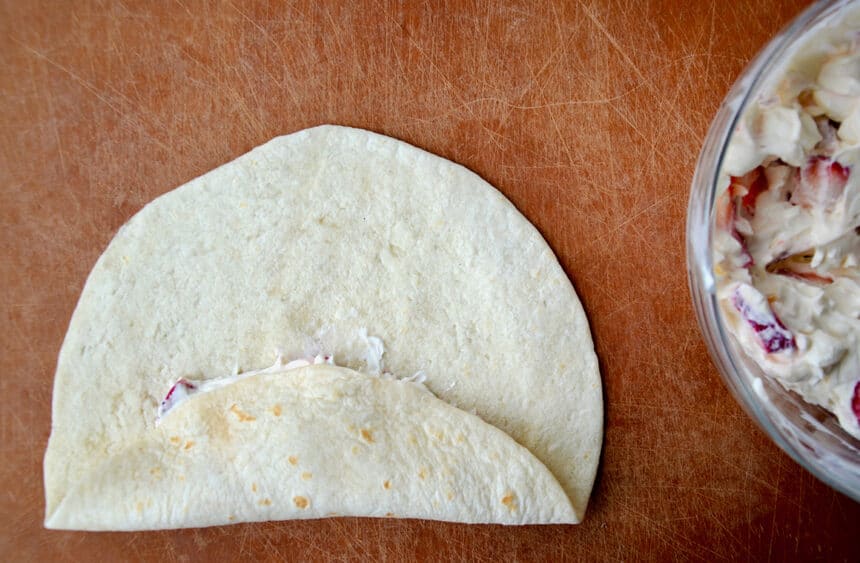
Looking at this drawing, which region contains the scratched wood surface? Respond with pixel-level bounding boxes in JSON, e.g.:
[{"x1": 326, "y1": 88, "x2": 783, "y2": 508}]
[{"x1": 2, "y1": 0, "x2": 858, "y2": 561}]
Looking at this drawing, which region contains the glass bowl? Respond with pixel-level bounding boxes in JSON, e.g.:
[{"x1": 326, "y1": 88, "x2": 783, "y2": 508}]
[{"x1": 686, "y1": 0, "x2": 860, "y2": 501}]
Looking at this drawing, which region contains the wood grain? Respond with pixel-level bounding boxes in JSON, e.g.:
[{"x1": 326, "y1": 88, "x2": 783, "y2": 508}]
[{"x1": 1, "y1": 0, "x2": 857, "y2": 560}]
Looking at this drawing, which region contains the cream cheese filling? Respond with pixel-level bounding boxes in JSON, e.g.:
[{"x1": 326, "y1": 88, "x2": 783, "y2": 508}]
[
  {"x1": 714, "y1": 14, "x2": 860, "y2": 440},
  {"x1": 156, "y1": 337, "x2": 428, "y2": 423}
]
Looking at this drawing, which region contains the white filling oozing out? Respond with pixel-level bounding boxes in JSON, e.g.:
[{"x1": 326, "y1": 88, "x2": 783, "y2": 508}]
[
  {"x1": 156, "y1": 354, "x2": 334, "y2": 421},
  {"x1": 155, "y1": 333, "x2": 430, "y2": 423}
]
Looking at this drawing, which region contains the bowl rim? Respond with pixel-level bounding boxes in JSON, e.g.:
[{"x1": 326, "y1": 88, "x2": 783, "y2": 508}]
[{"x1": 685, "y1": 0, "x2": 860, "y2": 501}]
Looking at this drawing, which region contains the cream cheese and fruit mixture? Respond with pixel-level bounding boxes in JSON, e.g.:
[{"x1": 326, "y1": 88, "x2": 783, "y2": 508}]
[{"x1": 714, "y1": 7, "x2": 860, "y2": 440}]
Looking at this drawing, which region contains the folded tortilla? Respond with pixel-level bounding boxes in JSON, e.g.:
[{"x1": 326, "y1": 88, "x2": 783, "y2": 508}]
[
  {"x1": 46, "y1": 365, "x2": 577, "y2": 529},
  {"x1": 44, "y1": 125, "x2": 602, "y2": 529}
]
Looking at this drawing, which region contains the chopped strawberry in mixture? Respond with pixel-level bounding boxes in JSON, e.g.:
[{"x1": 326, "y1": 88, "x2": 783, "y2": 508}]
[
  {"x1": 158, "y1": 378, "x2": 197, "y2": 420},
  {"x1": 852, "y1": 382, "x2": 860, "y2": 424},
  {"x1": 731, "y1": 284, "x2": 796, "y2": 354},
  {"x1": 730, "y1": 167, "x2": 769, "y2": 216},
  {"x1": 792, "y1": 156, "x2": 850, "y2": 211},
  {"x1": 716, "y1": 188, "x2": 753, "y2": 267},
  {"x1": 163, "y1": 378, "x2": 195, "y2": 401}
]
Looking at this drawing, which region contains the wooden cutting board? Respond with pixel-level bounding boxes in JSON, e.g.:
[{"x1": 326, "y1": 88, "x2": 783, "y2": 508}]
[{"x1": 2, "y1": 0, "x2": 857, "y2": 560}]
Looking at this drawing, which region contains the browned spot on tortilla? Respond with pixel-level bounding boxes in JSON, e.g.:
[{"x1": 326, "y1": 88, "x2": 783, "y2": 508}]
[
  {"x1": 293, "y1": 496, "x2": 309, "y2": 509},
  {"x1": 360, "y1": 428, "x2": 374, "y2": 443},
  {"x1": 301, "y1": 472, "x2": 313, "y2": 480},
  {"x1": 418, "y1": 468, "x2": 427, "y2": 480},
  {"x1": 229, "y1": 404, "x2": 256, "y2": 422},
  {"x1": 501, "y1": 492, "x2": 517, "y2": 511},
  {"x1": 288, "y1": 456, "x2": 298, "y2": 466},
  {"x1": 385, "y1": 512, "x2": 395, "y2": 518},
  {"x1": 351, "y1": 445, "x2": 360, "y2": 455},
  {"x1": 228, "y1": 515, "x2": 236, "y2": 522},
  {"x1": 184, "y1": 441, "x2": 194, "y2": 450},
  {"x1": 456, "y1": 433, "x2": 465, "y2": 443},
  {"x1": 447, "y1": 491, "x2": 456, "y2": 501},
  {"x1": 431, "y1": 430, "x2": 444, "y2": 441},
  {"x1": 178, "y1": 475, "x2": 185, "y2": 481},
  {"x1": 407, "y1": 434, "x2": 417, "y2": 445},
  {"x1": 251, "y1": 483, "x2": 257, "y2": 492},
  {"x1": 135, "y1": 502, "x2": 144, "y2": 513},
  {"x1": 149, "y1": 467, "x2": 162, "y2": 477},
  {"x1": 271, "y1": 404, "x2": 282, "y2": 417},
  {"x1": 259, "y1": 498, "x2": 272, "y2": 506},
  {"x1": 383, "y1": 480, "x2": 391, "y2": 490},
  {"x1": 169, "y1": 436, "x2": 181, "y2": 444}
]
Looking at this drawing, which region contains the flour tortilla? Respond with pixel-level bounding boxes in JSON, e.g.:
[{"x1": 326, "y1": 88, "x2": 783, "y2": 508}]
[
  {"x1": 44, "y1": 125, "x2": 602, "y2": 528},
  {"x1": 46, "y1": 365, "x2": 577, "y2": 529}
]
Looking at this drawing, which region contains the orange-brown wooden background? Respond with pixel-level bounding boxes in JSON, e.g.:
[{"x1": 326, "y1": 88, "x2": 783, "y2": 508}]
[{"x1": 2, "y1": 1, "x2": 858, "y2": 560}]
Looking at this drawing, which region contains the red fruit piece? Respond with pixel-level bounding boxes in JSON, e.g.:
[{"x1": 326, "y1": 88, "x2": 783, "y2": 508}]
[
  {"x1": 852, "y1": 381, "x2": 860, "y2": 424},
  {"x1": 715, "y1": 190, "x2": 734, "y2": 231},
  {"x1": 731, "y1": 284, "x2": 796, "y2": 354},
  {"x1": 735, "y1": 233, "x2": 754, "y2": 269},
  {"x1": 163, "y1": 378, "x2": 195, "y2": 402},
  {"x1": 716, "y1": 188, "x2": 754, "y2": 268},
  {"x1": 793, "y1": 156, "x2": 849, "y2": 211},
  {"x1": 730, "y1": 167, "x2": 768, "y2": 217},
  {"x1": 157, "y1": 378, "x2": 198, "y2": 420}
]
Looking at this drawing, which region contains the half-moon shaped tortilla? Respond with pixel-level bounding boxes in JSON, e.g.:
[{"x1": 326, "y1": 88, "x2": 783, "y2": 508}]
[
  {"x1": 44, "y1": 125, "x2": 602, "y2": 528},
  {"x1": 46, "y1": 365, "x2": 577, "y2": 529}
]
